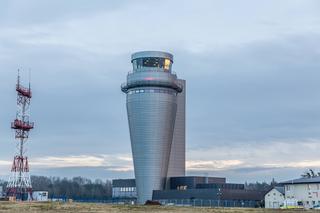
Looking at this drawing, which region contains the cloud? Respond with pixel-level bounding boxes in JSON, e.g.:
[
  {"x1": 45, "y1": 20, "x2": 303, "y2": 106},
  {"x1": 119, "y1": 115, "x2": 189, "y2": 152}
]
[
  {"x1": 266, "y1": 161, "x2": 320, "y2": 169},
  {"x1": 186, "y1": 160, "x2": 243, "y2": 171},
  {"x1": 0, "y1": 0, "x2": 320, "y2": 182},
  {"x1": 185, "y1": 138, "x2": 320, "y2": 181},
  {"x1": 0, "y1": 160, "x2": 11, "y2": 166},
  {"x1": 30, "y1": 154, "x2": 134, "y2": 172},
  {"x1": 1, "y1": 0, "x2": 319, "y2": 55},
  {"x1": 31, "y1": 155, "x2": 105, "y2": 168}
]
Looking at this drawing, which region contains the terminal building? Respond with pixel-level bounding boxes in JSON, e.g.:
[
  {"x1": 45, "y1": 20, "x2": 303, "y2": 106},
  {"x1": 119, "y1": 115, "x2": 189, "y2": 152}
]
[
  {"x1": 112, "y1": 179, "x2": 137, "y2": 199},
  {"x1": 112, "y1": 176, "x2": 265, "y2": 207}
]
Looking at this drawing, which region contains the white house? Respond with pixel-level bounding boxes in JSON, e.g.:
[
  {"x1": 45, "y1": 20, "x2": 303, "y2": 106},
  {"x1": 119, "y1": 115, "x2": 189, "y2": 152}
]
[
  {"x1": 32, "y1": 191, "x2": 49, "y2": 202},
  {"x1": 282, "y1": 176, "x2": 320, "y2": 209},
  {"x1": 265, "y1": 187, "x2": 285, "y2": 209}
]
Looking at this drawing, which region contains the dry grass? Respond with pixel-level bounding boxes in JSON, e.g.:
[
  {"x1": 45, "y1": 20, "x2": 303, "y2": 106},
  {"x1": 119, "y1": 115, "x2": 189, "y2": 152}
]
[{"x1": 0, "y1": 202, "x2": 316, "y2": 213}]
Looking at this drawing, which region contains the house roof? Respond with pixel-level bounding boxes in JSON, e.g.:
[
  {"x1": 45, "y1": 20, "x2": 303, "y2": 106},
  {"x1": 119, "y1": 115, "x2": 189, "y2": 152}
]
[
  {"x1": 266, "y1": 187, "x2": 284, "y2": 195},
  {"x1": 274, "y1": 186, "x2": 285, "y2": 195},
  {"x1": 112, "y1": 179, "x2": 136, "y2": 187},
  {"x1": 281, "y1": 176, "x2": 320, "y2": 185}
]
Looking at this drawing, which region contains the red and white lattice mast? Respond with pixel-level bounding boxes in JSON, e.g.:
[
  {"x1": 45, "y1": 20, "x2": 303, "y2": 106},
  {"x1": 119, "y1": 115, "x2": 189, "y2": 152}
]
[{"x1": 7, "y1": 71, "x2": 34, "y2": 200}]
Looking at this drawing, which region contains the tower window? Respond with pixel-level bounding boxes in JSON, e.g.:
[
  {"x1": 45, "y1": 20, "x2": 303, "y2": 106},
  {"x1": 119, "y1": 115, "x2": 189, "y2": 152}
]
[{"x1": 132, "y1": 57, "x2": 172, "y2": 71}]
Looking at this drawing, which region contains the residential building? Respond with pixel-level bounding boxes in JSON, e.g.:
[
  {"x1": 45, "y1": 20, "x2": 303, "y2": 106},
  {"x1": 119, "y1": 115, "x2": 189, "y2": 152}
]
[
  {"x1": 281, "y1": 177, "x2": 320, "y2": 209},
  {"x1": 265, "y1": 187, "x2": 285, "y2": 209}
]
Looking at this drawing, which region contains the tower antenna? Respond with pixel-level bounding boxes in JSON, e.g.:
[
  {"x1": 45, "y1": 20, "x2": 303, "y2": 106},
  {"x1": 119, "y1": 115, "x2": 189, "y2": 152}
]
[
  {"x1": 17, "y1": 69, "x2": 20, "y2": 87},
  {"x1": 7, "y1": 69, "x2": 34, "y2": 201},
  {"x1": 28, "y1": 69, "x2": 31, "y2": 90}
]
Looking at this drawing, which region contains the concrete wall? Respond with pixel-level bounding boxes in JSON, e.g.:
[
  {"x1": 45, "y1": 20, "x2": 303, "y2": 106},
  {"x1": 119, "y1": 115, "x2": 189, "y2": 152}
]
[{"x1": 167, "y1": 79, "x2": 186, "y2": 179}]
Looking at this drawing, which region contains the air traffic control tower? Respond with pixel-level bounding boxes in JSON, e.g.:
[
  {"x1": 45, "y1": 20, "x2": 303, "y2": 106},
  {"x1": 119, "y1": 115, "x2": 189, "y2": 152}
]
[{"x1": 121, "y1": 51, "x2": 186, "y2": 204}]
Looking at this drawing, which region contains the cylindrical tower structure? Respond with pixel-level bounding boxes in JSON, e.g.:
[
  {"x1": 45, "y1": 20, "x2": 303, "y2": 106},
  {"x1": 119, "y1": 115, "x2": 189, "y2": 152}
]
[{"x1": 121, "y1": 51, "x2": 183, "y2": 204}]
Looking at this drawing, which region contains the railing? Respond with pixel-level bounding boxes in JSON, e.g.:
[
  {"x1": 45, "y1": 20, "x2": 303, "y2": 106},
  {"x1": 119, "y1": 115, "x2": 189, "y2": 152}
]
[
  {"x1": 11, "y1": 119, "x2": 34, "y2": 131},
  {"x1": 157, "y1": 199, "x2": 262, "y2": 208},
  {"x1": 73, "y1": 198, "x2": 261, "y2": 208},
  {"x1": 127, "y1": 70, "x2": 177, "y2": 76},
  {"x1": 16, "y1": 84, "x2": 32, "y2": 98},
  {"x1": 121, "y1": 80, "x2": 183, "y2": 93},
  {"x1": 74, "y1": 198, "x2": 136, "y2": 204}
]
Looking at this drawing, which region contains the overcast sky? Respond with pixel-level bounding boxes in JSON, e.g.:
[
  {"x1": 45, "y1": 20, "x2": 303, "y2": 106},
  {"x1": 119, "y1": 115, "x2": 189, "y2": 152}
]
[{"x1": 0, "y1": 0, "x2": 320, "y2": 183}]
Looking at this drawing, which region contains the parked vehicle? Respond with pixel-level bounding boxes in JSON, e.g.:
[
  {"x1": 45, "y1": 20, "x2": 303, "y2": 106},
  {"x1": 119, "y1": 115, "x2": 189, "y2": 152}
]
[{"x1": 311, "y1": 205, "x2": 320, "y2": 210}]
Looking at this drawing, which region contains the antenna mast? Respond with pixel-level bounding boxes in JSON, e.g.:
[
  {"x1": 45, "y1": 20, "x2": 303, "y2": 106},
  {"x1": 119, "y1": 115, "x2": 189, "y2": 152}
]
[{"x1": 7, "y1": 70, "x2": 34, "y2": 200}]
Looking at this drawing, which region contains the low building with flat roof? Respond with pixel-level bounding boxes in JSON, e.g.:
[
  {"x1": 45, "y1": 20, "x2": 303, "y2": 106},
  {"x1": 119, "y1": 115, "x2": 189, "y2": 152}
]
[
  {"x1": 112, "y1": 176, "x2": 265, "y2": 207},
  {"x1": 112, "y1": 179, "x2": 137, "y2": 199},
  {"x1": 170, "y1": 176, "x2": 226, "y2": 190}
]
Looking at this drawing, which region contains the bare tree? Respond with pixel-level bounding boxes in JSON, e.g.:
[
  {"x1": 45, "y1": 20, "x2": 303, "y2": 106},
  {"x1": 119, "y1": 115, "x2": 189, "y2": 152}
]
[{"x1": 301, "y1": 169, "x2": 319, "y2": 178}]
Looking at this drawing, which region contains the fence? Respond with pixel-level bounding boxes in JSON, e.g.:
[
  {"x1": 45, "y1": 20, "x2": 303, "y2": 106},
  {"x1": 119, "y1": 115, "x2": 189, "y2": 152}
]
[
  {"x1": 72, "y1": 198, "x2": 262, "y2": 208},
  {"x1": 157, "y1": 199, "x2": 262, "y2": 208}
]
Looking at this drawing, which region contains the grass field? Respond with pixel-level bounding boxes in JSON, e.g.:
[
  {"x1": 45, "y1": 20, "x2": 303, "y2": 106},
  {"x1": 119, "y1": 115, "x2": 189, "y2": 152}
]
[{"x1": 0, "y1": 202, "x2": 317, "y2": 213}]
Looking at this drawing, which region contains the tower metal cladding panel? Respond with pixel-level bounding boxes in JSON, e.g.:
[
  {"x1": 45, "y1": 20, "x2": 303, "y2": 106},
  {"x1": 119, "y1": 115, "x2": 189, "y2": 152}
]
[
  {"x1": 122, "y1": 51, "x2": 184, "y2": 204},
  {"x1": 127, "y1": 91, "x2": 177, "y2": 203},
  {"x1": 167, "y1": 79, "x2": 186, "y2": 178}
]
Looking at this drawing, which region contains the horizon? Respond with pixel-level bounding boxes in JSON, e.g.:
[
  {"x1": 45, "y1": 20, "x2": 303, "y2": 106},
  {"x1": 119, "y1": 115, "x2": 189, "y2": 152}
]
[{"x1": 0, "y1": 0, "x2": 320, "y2": 184}]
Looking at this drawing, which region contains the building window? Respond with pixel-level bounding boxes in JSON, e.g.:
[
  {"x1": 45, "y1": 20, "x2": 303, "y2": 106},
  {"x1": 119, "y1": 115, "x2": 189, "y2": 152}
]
[
  {"x1": 286, "y1": 185, "x2": 291, "y2": 191},
  {"x1": 164, "y1": 59, "x2": 171, "y2": 70},
  {"x1": 132, "y1": 57, "x2": 172, "y2": 71},
  {"x1": 128, "y1": 88, "x2": 177, "y2": 96},
  {"x1": 177, "y1": 185, "x2": 187, "y2": 190},
  {"x1": 132, "y1": 60, "x2": 138, "y2": 69}
]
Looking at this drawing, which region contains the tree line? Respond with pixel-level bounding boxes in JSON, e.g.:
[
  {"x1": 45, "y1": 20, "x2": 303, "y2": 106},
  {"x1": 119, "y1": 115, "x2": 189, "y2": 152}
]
[
  {"x1": 0, "y1": 175, "x2": 278, "y2": 199},
  {"x1": 6, "y1": 174, "x2": 319, "y2": 200},
  {"x1": 0, "y1": 176, "x2": 112, "y2": 200},
  {"x1": 301, "y1": 169, "x2": 320, "y2": 178}
]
